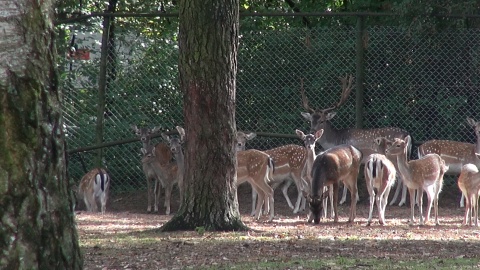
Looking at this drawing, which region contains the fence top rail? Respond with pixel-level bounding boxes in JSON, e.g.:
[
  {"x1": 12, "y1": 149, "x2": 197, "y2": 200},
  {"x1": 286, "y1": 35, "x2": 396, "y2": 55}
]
[{"x1": 55, "y1": 11, "x2": 480, "y2": 25}]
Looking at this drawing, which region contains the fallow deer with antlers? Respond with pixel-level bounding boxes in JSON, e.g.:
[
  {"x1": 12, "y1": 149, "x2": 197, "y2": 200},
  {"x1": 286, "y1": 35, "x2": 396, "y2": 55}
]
[
  {"x1": 418, "y1": 117, "x2": 480, "y2": 208},
  {"x1": 386, "y1": 136, "x2": 448, "y2": 225},
  {"x1": 300, "y1": 75, "x2": 411, "y2": 207}
]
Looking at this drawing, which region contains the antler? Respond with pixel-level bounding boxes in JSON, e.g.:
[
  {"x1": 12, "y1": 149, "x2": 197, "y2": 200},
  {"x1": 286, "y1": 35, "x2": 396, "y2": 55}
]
[
  {"x1": 322, "y1": 74, "x2": 354, "y2": 112},
  {"x1": 300, "y1": 78, "x2": 315, "y2": 113}
]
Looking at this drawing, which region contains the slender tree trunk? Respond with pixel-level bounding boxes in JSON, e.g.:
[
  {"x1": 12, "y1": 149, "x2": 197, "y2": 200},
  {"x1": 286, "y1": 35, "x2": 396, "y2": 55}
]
[
  {"x1": 0, "y1": 0, "x2": 82, "y2": 268},
  {"x1": 161, "y1": 0, "x2": 247, "y2": 231}
]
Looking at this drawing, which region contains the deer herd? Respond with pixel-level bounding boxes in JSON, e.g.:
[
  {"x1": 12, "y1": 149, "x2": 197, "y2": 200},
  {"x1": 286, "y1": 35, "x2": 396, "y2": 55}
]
[{"x1": 76, "y1": 74, "x2": 480, "y2": 227}]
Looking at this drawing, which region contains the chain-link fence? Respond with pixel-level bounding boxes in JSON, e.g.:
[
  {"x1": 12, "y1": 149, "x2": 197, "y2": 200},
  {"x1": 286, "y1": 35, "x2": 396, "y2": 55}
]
[{"x1": 61, "y1": 16, "x2": 480, "y2": 193}]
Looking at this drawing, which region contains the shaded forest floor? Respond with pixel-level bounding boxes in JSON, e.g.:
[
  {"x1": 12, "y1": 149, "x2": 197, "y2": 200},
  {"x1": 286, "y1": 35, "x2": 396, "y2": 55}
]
[{"x1": 77, "y1": 183, "x2": 480, "y2": 269}]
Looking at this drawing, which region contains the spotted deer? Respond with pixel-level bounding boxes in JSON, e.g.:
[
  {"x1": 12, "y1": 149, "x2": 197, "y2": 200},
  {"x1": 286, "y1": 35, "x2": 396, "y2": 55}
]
[
  {"x1": 300, "y1": 75, "x2": 411, "y2": 207},
  {"x1": 237, "y1": 130, "x2": 324, "y2": 216},
  {"x1": 364, "y1": 137, "x2": 397, "y2": 225},
  {"x1": 386, "y1": 136, "x2": 448, "y2": 225},
  {"x1": 418, "y1": 117, "x2": 480, "y2": 207},
  {"x1": 303, "y1": 144, "x2": 363, "y2": 224},
  {"x1": 457, "y1": 161, "x2": 480, "y2": 226},
  {"x1": 132, "y1": 125, "x2": 183, "y2": 215},
  {"x1": 77, "y1": 167, "x2": 110, "y2": 214}
]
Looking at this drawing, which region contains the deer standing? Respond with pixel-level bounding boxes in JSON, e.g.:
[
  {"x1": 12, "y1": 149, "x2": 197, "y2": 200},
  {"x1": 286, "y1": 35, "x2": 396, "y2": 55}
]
[
  {"x1": 297, "y1": 129, "x2": 334, "y2": 218},
  {"x1": 162, "y1": 126, "x2": 186, "y2": 205},
  {"x1": 77, "y1": 167, "x2": 111, "y2": 214},
  {"x1": 235, "y1": 132, "x2": 275, "y2": 221},
  {"x1": 418, "y1": 117, "x2": 480, "y2": 208},
  {"x1": 134, "y1": 125, "x2": 184, "y2": 215},
  {"x1": 364, "y1": 137, "x2": 397, "y2": 225},
  {"x1": 303, "y1": 144, "x2": 363, "y2": 224},
  {"x1": 237, "y1": 130, "x2": 324, "y2": 216},
  {"x1": 300, "y1": 75, "x2": 411, "y2": 207},
  {"x1": 457, "y1": 162, "x2": 480, "y2": 226},
  {"x1": 385, "y1": 136, "x2": 448, "y2": 225}
]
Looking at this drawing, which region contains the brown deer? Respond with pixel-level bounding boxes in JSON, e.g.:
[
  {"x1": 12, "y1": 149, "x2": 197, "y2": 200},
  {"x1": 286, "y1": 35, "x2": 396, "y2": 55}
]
[
  {"x1": 300, "y1": 75, "x2": 411, "y2": 207},
  {"x1": 457, "y1": 162, "x2": 480, "y2": 226},
  {"x1": 418, "y1": 117, "x2": 480, "y2": 207},
  {"x1": 364, "y1": 137, "x2": 397, "y2": 225},
  {"x1": 296, "y1": 129, "x2": 334, "y2": 218},
  {"x1": 303, "y1": 144, "x2": 363, "y2": 224},
  {"x1": 162, "y1": 126, "x2": 186, "y2": 205},
  {"x1": 77, "y1": 167, "x2": 111, "y2": 214},
  {"x1": 385, "y1": 136, "x2": 448, "y2": 225}
]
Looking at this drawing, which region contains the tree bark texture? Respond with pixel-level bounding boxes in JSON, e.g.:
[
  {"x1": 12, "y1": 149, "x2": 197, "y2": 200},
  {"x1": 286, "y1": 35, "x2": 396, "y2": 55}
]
[
  {"x1": 0, "y1": 0, "x2": 83, "y2": 269},
  {"x1": 161, "y1": 0, "x2": 247, "y2": 231}
]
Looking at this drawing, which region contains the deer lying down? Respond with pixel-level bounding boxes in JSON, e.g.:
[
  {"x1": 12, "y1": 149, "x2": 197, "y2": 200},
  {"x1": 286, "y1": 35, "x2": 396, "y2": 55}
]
[
  {"x1": 78, "y1": 168, "x2": 111, "y2": 214},
  {"x1": 304, "y1": 144, "x2": 362, "y2": 224},
  {"x1": 457, "y1": 161, "x2": 480, "y2": 226}
]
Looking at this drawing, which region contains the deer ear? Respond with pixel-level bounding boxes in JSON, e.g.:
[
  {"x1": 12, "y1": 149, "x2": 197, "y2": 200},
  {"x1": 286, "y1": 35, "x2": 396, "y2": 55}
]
[
  {"x1": 326, "y1": 112, "x2": 336, "y2": 120},
  {"x1": 301, "y1": 112, "x2": 312, "y2": 121},
  {"x1": 161, "y1": 133, "x2": 169, "y2": 142},
  {"x1": 295, "y1": 129, "x2": 306, "y2": 140},
  {"x1": 152, "y1": 126, "x2": 161, "y2": 133},
  {"x1": 140, "y1": 148, "x2": 147, "y2": 155},
  {"x1": 476, "y1": 153, "x2": 480, "y2": 160},
  {"x1": 176, "y1": 126, "x2": 185, "y2": 142},
  {"x1": 246, "y1": 132, "x2": 257, "y2": 140},
  {"x1": 315, "y1": 129, "x2": 324, "y2": 139},
  {"x1": 467, "y1": 117, "x2": 477, "y2": 127},
  {"x1": 374, "y1": 137, "x2": 382, "y2": 145}
]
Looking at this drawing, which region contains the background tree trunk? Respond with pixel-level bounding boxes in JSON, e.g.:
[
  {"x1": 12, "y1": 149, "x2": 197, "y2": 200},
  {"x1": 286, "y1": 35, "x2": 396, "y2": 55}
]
[
  {"x1": 161, "y1": 0, "x2": 247, "y2": 231},
  {"x1": 0, "y1": 0, "x2": 83, "y2": 268}
]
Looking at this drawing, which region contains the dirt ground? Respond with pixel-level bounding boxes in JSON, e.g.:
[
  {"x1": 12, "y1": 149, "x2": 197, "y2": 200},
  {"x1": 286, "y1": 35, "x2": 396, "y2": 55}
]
[{"x1": 77, "y1": 183, "x2": 480, "y2": 270}]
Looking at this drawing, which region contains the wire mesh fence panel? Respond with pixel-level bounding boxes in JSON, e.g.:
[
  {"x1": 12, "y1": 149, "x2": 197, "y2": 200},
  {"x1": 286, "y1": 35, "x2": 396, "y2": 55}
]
[{"x1": 60, "y1": 18, "x2": 480, "y2": 194}]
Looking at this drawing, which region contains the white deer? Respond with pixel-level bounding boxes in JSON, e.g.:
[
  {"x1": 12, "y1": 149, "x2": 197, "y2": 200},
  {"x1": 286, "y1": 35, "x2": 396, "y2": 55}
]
[{"x1": 364, "y1": 137, "x2": 397, "y2": 225}]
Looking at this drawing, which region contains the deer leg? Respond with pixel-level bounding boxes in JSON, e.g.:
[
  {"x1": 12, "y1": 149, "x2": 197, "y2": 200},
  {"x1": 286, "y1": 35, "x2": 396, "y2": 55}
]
[
  {"x1": 366, "y1": 177, "x2": 375, "y2": 226},
  {"x1": 474, "y1": 194, "x2": 479, "y2": 227},
  {"x1": 329, "y1": 185, "x2": 334, "y2": 218},
  {"x1": 348, "y1": 183, "x2": 358, "y2": 223},
  {"x1": 463, "y1": 193, "x2": 470, "y2": 226},
  {"x1": 399, "y1": 183, "x2": 408, "y2": 207},
  {"x1": 339, "y1": 185, "x2": 348, "y2": 205},
  {"x1": 408, "y1": 188, "x2": 416, "y2": 225},
  {"x1": 164, "y1": 183, "x2": 173, "y2": 215},
  {"x1": 460, "y1": 193, "x2": 466, "y2": 208},
  {"x1": 418, "y1": 188, "x2": 425, "y2": 225},
  {"x1": 146, "y1": 179, "x2": 153, "y2": 213},
  {"x1": 424, "y1": 187, "x2": 435, "y2": 225},
  {"x1": 154, "y1": 179, "x2": 161, "y2": 213},
  {"x1": 380, "y1": 185, "x2": 393, "y2": 225},
  {"x1": 332, "y1": 182, "x2": 340, "y2": 223},
  {"x1": 250, "y1": 187, "x2": 257, "y2": 216},
  {"x1": 280, "y1": 179, "x2": 295, "y2": 211}
]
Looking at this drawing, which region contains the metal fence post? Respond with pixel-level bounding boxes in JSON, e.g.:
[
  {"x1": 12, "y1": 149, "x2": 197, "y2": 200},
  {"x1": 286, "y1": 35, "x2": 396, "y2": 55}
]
[{"x1": 355, "y1": 15, "x2": 366, "y2": 129}]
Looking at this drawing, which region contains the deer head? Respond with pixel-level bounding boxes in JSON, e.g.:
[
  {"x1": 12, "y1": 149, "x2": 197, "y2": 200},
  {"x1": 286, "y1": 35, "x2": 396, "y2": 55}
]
[
  {"x1": 236, "y1": 131, "x2": 257, "y2": 151},
  {"x1": 300, "y1": 75, "x2": 354, "y2": 133}
]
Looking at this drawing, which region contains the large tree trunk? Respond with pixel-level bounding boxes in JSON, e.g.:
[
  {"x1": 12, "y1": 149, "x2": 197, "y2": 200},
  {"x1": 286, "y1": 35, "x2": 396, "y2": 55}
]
[
  {"x1": 161, "y1": 0, "x2": 247, "y2": 231},
  {"x1": 0, "y1": 0, "x2": 83, "y2": 268}
]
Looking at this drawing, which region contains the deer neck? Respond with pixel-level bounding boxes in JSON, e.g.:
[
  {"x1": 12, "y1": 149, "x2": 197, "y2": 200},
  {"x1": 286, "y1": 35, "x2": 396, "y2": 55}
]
[
  {"x1": 394, "y1": 152, "x2": 413, "y2": 182},
  {"x1": 318, "y1": 121, "x2": 339, "y2": 149},
  {"x1": 475, "y1": 135, "x2": 480, "y2": 154}
]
